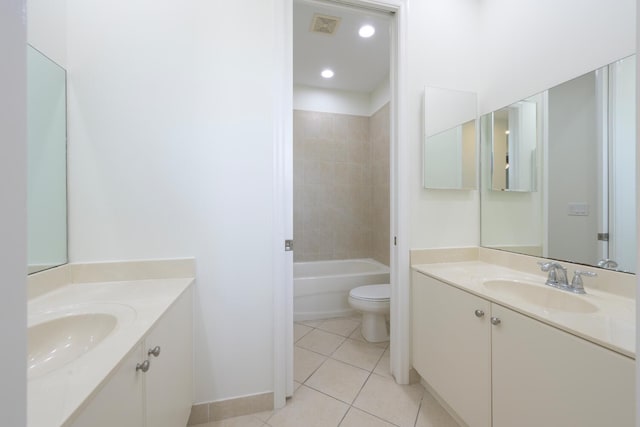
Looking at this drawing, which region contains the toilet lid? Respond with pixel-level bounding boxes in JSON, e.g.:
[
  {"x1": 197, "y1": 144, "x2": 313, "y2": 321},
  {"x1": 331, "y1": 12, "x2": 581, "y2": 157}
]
[{"x1": 349, "y1": 284, "x2": 390, "y2": 301}]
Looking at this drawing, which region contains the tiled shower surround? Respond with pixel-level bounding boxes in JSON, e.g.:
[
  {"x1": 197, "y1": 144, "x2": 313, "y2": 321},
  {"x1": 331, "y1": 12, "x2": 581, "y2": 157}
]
[{"x1": 293, "y1": 104, "x2": 390, "y2": 265}]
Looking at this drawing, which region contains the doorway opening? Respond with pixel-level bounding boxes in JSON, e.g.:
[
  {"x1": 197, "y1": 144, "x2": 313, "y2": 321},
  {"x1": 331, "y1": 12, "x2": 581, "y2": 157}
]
[{"x1": 284, "y1": 0, "x2": 403, "y2": 402}]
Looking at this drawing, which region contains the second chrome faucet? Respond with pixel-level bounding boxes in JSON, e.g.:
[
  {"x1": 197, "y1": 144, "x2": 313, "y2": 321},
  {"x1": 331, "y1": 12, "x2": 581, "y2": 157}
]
[{"x1": 537, "y1": 261, "x2": 596, "y2": 295}]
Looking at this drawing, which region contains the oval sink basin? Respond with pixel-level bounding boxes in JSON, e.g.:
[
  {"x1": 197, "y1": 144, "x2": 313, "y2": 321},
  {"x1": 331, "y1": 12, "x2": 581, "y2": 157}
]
[
  {"x1": 28, "y1": 313, "x2": 117, "y2": 378},
  {"x1": 483, "y1": 280, "x2": 598, "y2": 313}
]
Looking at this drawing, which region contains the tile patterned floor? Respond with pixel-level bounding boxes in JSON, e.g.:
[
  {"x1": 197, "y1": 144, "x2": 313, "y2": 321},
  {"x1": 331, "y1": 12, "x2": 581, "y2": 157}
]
[{"x1": 193, "y1": 316, "x2": 459, "y2": 427}]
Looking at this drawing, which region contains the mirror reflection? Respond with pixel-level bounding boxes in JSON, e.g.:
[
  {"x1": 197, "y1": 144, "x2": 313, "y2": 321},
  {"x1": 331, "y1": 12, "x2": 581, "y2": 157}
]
[
  {"x1": 424, "y1": 120, "x2": 476, "y2": 189},
  {"x1": 423, "y1": 86, "x2": 477, "y2": 190},
  {"x1": 490, "y1": 99, "x2": 538, "y2": 192},
  {"x1": 481, "y1": 55, "x2": 636, "y2": 273},
  {"x1": 27, "y1": 45, "x2": 68, "y2": 274}
]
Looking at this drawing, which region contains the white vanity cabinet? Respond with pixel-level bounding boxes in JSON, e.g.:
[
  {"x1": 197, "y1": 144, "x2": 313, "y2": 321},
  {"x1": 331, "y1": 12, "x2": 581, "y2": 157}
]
[
  {"x1": 412, "y1": 271, "x2": 491, "y2": 427},
  {"x1": 67, "y1": 344, "x2": 145, "y2": 427},
  {"x1": 412, "y1": 271, "x2": 635, "y2": 427},
  {"x1": 68, "y1": 287, "x2": 193, "y2": 427},
  {"x1": 491, "y1": 304, "x2": 634, "y2": 427},
  {"x1": 145, "y1": 286, "x2": 193, "y2": 427}
]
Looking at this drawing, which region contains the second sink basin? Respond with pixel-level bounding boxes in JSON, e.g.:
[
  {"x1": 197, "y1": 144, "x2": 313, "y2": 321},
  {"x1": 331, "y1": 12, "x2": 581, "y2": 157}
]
[
  {"x1": 28, "y1": 302, "x2": 136, "y2": 379},
  {"x1": 28, "y1": 313, "x2": 117, "y2": 379},
  {"x1": 483, "y1": 279, "x2": 598, "y2": 313}
]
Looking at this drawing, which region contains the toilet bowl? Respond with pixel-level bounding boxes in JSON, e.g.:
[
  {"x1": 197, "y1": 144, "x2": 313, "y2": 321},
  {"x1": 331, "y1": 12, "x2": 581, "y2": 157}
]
[{"x1": 348, "y1": 284, "x2": 390, "y2": 343}]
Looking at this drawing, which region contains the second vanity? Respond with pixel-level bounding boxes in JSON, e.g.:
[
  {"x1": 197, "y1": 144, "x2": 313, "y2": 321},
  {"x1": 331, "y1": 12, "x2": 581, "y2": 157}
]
[
  {"x1": 411, "y1": 250, "x2": 635, "y2": 427},
  {"x1": 27, "y1": 259, "x2": 194, "y2": 427}
]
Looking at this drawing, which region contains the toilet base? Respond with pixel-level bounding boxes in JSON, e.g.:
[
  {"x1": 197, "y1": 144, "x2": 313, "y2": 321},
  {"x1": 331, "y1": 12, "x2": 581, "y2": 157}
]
[{"x1": 361, "y1": 312, "x2": 389, "y2": 343}]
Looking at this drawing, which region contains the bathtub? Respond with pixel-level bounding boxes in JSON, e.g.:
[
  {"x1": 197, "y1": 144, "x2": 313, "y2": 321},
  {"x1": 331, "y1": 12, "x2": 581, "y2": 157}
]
[{"x1": 294, "y1": 258, "x2": 390, "y2": 321}]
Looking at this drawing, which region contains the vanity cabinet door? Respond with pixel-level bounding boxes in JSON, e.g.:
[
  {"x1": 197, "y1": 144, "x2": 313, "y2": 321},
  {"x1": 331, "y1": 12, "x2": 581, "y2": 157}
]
[
  {"x1": 412, "y1": 272, "x2": 491, "y2": 427},
  {"x1": 491, "y1": 304, "x2": 635, "y2": 427},
  {"x1": 68, "y1": 344, "x2": 144, "y2": 427},
  {"x1": 145, "y1": 287, "x2": 193, "y2": 427}
]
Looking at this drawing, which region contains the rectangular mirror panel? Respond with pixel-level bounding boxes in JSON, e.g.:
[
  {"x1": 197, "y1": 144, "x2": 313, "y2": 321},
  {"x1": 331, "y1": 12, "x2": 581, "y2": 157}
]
[
  {"x1": 480, "y1": 55, "x2": 636, "y2": 273},
  {"x1": 27, "y1": 46, "x2": 68, "y2": 274},
  {"x1": 423, "y1": 87, "x2": 477, "y2": 190}
]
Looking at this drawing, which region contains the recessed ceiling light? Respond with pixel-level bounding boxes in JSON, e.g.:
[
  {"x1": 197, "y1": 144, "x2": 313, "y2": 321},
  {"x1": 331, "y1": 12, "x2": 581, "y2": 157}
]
[
  {"x1": 359, "y1": 24, "x2": 375, "y2": 38},
  {"x1": 321, "y1": 69, "x2": 334, "y2": 79}
]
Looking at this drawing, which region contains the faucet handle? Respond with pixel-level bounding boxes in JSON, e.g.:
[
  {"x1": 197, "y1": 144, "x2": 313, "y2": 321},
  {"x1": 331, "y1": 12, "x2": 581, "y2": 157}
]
[
  {"x1": 570, "y1": 270, "x2": 597, "y2": 294},
  {"x1": 537, "y1": 261, "x2": 552, "y2": 271}
]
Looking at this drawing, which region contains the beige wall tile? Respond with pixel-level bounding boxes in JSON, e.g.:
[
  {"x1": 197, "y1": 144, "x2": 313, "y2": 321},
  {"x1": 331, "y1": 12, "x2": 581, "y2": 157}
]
[{"x1": 293, "y1": 106, "x2": 389, "y2": 263}]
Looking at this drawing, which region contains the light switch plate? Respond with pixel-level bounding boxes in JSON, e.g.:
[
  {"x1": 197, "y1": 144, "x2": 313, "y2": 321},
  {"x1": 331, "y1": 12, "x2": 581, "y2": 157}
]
[{"x1": 568, "y1": 203, "x2": 589, "y2": 216}]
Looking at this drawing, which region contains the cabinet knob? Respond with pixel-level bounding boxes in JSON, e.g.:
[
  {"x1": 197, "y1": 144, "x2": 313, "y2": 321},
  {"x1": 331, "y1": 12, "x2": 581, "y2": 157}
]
[
  {"x1": 474, "y1": 309, "x2": 485, "y2": 318},
  {"x1": 490, "y1": 317, "x2": 501, "y2": 326},
  {"x1": 148, "y1": 346, "x2": 161, "y2": 358},
  {"x1": 136, "y1": 360, "x2": 151, "y2": 373}
]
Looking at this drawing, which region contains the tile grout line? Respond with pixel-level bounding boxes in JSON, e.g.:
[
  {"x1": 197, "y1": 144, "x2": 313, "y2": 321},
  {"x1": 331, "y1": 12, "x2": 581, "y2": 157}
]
[
  {"x1": 413, "y1": 393, "x2": 426, "y2": 427},
  {"x1": 299, "y1": 319, "x2": 397, "y2": 426},
  {"x1": 292, "y1": 317, "x2": 403, "y2": 427}
]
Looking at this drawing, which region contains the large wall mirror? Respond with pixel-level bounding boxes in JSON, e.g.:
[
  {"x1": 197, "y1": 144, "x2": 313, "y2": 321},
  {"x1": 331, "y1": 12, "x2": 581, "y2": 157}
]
[
  {"x1": 481, "y1": 55, "x2": 636, "y2": 273},
  {"x1": 423, "y1": 86, "x2": 477, "y2": 190},
  {"x1": 27, "y1": 45, "x2": 68, "y2": 274}
]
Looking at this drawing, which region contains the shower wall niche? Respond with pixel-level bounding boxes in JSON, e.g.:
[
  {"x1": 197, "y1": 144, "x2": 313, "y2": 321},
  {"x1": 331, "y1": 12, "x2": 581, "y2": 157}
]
[{"x1": 293, "y1": 104, "x2": 390, "y2": 265}]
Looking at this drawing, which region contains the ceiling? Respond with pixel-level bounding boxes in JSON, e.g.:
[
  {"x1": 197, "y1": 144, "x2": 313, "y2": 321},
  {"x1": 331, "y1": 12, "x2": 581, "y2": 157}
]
[{"x1": 293, "y1": 0, "x2": 391, "y2": 93}]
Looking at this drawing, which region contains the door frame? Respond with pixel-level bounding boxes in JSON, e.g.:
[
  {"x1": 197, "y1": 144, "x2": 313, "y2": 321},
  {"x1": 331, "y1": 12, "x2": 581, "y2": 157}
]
[{"x1": 273, "y1": 0, "x2": 410, "y2": 408}]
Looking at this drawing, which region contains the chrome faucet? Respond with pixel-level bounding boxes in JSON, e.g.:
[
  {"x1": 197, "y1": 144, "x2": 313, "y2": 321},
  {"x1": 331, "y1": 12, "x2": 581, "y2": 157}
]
[
  {"x1": 569, "y1": 270, "x2": 597, "y2": 294},
  {"x1": 537, "y1": 261, "x2": 569, "y2": 289},
  {"x1": 537, "y1": 261, "x2": 596, "y2": 294},
  {"x1": 597, "y1": 259, "x2": 618, "y2": 270}
]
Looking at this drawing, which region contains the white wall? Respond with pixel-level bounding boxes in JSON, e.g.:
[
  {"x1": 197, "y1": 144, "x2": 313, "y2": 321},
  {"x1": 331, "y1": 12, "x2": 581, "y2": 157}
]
[
  {"x1": 27, "y1": 0, "x2": 67, "y2": 67},
  {"x1": 293, "y1": 78, "x2": 390, "y2": 116},
  {"x1": 293, "y1": 85, "x2": 371, "y2": 115},
  {"x1": 636, "y1": 1, "x2": 640, "y2": 420},
  {"x1": 0, "y1": 0, "x2": 27, "y2": 425},
  {"x1": 67, "y1": 0, "x2": 276, "y2": 403},
  {"x1": 479, "y1": 0, "x2": 636, "y2": 115},
  {"x1": 407, "y1": 0, "x2": 482, "y2": 249}
]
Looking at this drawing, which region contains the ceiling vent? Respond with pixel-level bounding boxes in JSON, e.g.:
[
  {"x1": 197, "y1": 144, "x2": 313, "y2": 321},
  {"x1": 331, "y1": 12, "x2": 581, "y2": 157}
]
[{"x1": 310, "y1": 14, "x2": 341, "y2": 35}]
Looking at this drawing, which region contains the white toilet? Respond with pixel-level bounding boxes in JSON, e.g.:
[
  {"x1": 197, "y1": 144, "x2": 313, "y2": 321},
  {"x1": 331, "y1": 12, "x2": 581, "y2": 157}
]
[{"x1": 348, "y1": 284, "x2": 390, "y2": 343}]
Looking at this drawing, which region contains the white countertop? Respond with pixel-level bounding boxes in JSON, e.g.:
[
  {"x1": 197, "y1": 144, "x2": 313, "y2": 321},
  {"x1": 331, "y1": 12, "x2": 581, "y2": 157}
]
[
  {"x1": 412, "y1": 261, "x2": 635, "y2": 359},
  {"x1": 27, "y1": 277, "x2": 194, "y2": 427}
]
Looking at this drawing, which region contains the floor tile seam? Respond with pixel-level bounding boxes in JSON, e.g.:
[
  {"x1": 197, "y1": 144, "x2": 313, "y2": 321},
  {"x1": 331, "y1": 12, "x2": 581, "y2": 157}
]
[
  {"x1": 294, "y1": 342, "x2": 336, "y2": 359},
  {"x1": 328, "y1": 354, "x2": 376, "y2": 373},
  {"x1": 329, "y1": 340, "x2": 387, "y2": 372},
  {"x1": 351, "y1": 396, "x2": 415, "y2": 427},
  {"x1": 299, "y1": 351, "x2": 332, "y2": 383},
  {"x1": 293, "y1": 323, "x2": 316, "y2": 344},
  {"x1": 354, "y1": 406, "x2": 403, "y2": 427},
  {"x1": 372, "y1": 344, "x2": 388, "y2": 366},
  {"x1": 349, "y1": 366, "x2": 376, "y2": 417},
  {"x1": 296, "y1": 330, "x2": 348, "y2": 356},
  {"x1": 303, "y1": 381, "x2": 359, "y2": 407},
  {"x1": 316, "y1": 325, "x2": 360, "y2": 338},
  {"x1": 341, "y1": 336, "x2": 390, "y2": 354},
  {"x1": 413, "y1": 392, "x2": 426, "y2": 427},
  {"x1": 298, "y1": 383, "x2": 352, "y2": 412}
]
